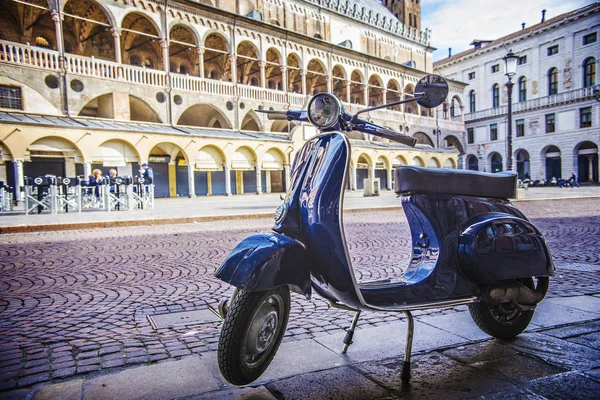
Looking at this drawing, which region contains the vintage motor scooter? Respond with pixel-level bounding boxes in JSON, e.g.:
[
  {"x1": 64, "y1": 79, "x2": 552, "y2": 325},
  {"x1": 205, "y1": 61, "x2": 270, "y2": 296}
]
[{"x1": 214, "y1": 74, "x2": 554, "y2": 386}]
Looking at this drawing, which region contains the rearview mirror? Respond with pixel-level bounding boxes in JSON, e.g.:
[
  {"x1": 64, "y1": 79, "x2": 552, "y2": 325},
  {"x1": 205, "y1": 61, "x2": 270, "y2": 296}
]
[{"x1": 415, "y1": 74, "x2": 449, "y2": 108}]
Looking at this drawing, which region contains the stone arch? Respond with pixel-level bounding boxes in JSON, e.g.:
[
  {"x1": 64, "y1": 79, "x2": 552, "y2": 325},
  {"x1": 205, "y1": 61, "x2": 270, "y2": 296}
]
[
  {"x1": 574, "y1": 141, "x2": 598, "y2": 182},
  {"x1": 376, "y1": 155, "x2": 390, "y2": 170},
  {"x1": 121, "y1": 12, "x2": 162, "y2": 69},
  {"x1": 93, "y1": 139, "x2": 140, "y2": 168},
  {"x1": 413, "y1": 132, "x2": 434, "y2": 147},
  {"x1": 307, "y1": 58, "x2": 327, "y2": 95},
  {"x1": 263, "y1": 147, "x2": 286, "y2": 169},
  {"x1": 404, "y1": 83, "x2": 417, "y2": 114},
  {"x1": 368, "y1": 74, "x2": 384, "y2": 107},
  {"x1": 427, "y1": 157, "x2": 440, "y2": 168},
  {"x1": 392, "y1": 155, "x2": 407, "y2": 167},
  {"x1": 488, "y1": 151, "x2": 503, "y2": 173},
  {"x1": 196, "y1": 145, "x2": 226, "y2": 170},
  {"x1": 240, "y1": 110, "x2": 262, "y2": 131},
  {"x1": 232, "y1": 146, "x2": 257, "y2": 170},
  {"x1": 450, "y1": 95, "x2": 463, "y2": 118},
  {"x1": 204, "y1": 32, "x2": 231, "y2": 81},
  {"x1": 177, "y1": 104, "x2": 232, "y2": 129},
  {"x1": 62, "y1": 0, "x2": 117, "y2": 62},
  {"x1": 266, "y1": 47, "x2": 283, "y2": 90},
  {"x1": 129, "y1": 95, "x2": 161, "y2": 122},
  {"x1": 350, "y1": 69, "x2": 365, "y2": 104},
  {"x1": 542, "y1": 145, "x2": 561, "y2": 179},
  {"x1": 151, "y1": 142, "x2": 189, "y2": 162},
  {"x1": 386, "y1": 79, "x2": 402, "y2": 111},
  {"x1": 443, "y1": 158, "x2": 456, "y2": 169},
  {"x1": 332, "y1": 64, "x2": 347, "y2": 99},
  {"x1": 443, "y1": 134, "x2": 465, "y2": 154},
  {"x1": 237, "y1": 40, "x2": 261, "y2": 86},
  {"x1": 410, "y1": 156, "x2": 424, "y2": 167},
  {"x1": 77, "y1": 93, "x2": 161, "y2": 122},
  {"x1": 24, "y1": 136, "x2": 84, "y2": 178},
  {"x1": 515, "y1": 149, "x2": 531, "y2": 179},
  {"x1": 466, "y1": 154, "x2": 479, "y2": 171},
  {"x1": 169, "y1": 24, "x2": 199, "y2": 75},
  {"x1": 287, "y1": 53, "x2": 302, "y2": 93}
]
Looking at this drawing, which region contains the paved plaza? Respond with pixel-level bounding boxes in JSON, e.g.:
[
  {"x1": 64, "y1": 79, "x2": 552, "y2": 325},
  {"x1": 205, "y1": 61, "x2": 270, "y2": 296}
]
[{"x1": 0, "y1": 196, "x2": 600, "y2": 398}]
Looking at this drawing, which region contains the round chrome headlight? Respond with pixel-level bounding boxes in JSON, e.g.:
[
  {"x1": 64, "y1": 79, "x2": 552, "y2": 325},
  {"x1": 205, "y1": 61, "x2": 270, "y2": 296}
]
[
  {"x1": 308, "y1": 93, "x2": 341, "y2": 129},
  {"x1": 274, "y1": 203, "x2": 288, "y2": 224}
]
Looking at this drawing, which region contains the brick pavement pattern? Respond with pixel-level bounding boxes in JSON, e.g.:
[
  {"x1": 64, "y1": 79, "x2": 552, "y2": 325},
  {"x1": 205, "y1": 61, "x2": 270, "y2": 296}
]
[{"x1": 0, "y1": 199, "x2": 599, "y2": 390}]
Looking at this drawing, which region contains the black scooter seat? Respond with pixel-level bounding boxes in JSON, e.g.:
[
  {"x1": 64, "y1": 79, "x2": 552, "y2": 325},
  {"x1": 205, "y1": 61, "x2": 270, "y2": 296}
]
[{"x1": 395, "y1": 166, "x2": 517, "y2": 199}]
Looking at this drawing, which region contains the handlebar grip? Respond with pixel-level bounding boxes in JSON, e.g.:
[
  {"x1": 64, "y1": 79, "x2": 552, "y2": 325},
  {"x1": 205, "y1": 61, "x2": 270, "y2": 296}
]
[
  {"x1": 255, "y1": 110, "x2": 289, "y2": 120},
  {"x1": 373, "y1": 127, "x2": 417, "y2": 147}
]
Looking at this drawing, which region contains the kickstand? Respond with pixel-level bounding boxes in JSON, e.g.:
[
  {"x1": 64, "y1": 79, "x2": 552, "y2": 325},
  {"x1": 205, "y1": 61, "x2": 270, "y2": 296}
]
[
  {"x1": 401, "y1": 311, "x2": 414, "y2": 383},
  {"x1": 342, "y1": 310, "x2": 362, "y2": 354}
]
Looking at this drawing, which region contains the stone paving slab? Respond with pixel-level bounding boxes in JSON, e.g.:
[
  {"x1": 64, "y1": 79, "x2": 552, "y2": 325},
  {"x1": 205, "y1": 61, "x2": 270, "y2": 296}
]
[
  {"x1": 530, "y1": 299, "x2": 600, "y2": 328},
  {"x1": 417, "y1": 310, "x2": 492, "y2": 341},
  {"x1": 544, "y1": 294, "x2": 600, "y2": 313},
  {"x1": 526, "y1": 371, "x2": 600, "y2": 400}
]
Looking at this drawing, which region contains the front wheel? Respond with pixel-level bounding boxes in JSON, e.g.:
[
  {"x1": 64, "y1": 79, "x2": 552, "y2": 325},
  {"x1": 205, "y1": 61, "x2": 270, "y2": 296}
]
[
  {"x1": 469, "y1": 278, "x2": 548, "y2": 339},
  {"x1": 218, "y1": 286, "x2": 290, "y2": 385}
]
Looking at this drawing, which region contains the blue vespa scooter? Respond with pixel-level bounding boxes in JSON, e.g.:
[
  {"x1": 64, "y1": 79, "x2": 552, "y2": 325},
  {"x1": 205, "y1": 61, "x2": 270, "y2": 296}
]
[{"x1": 214, "y1": 74, "x2": 554, "y2": 386}]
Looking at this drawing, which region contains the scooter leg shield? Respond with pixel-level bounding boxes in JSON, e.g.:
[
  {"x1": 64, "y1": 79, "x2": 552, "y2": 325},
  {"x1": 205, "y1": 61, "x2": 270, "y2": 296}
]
[{"x1": 215, "y1": 233, "x2": 311, "y2": 297}]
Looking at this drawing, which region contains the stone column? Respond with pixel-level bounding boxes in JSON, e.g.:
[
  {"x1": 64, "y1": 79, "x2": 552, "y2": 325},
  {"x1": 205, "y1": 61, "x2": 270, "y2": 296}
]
[
  {"x1": 197, "y1": 47, "x2": 205, "y2": 78},
  {"x1": 326, "y1": 75, "x2": 332, "y2": 93},
  {"x1": 112, "y1": 28, "x2": 122, "y2": 64},
  {"x1": 364, "y1": 84, "x2": 369, "y2": 106},
  {"x1": 345, "y1": 81, "x2": 351, "y2": 103},
  {"x1": 265, "y1": 171, "x2": 272, "y2": 193},
  {"x1": 259, "y1": 61, "x2": 266, "y2": 88},
  {"x1": 229, "y1": 54, "x2": 237, "y2": 83},
  {"x1": 301, "y1": 69, "x2": 307, "y2": 95},
  {"x1": 83, "y1": 161, "x2": 92, "y2": 178},
  {"x1": 255, "y1": 165, "x2": 262, "y2": 194},
  {"x1": 51, "y1": 12, "x2": 64, "y2": 55},
  {"x1": 383, "y1": 89, "x2": 387, "y2": 105},
  {"x1": 284, "y1": 165, "x2": 291, "y2": 191},
  {"x1": 160, "y1": 39, "x2": 169, "y2": 72},
  {"x1": 14, "y1": 159, "x2": 24, "y2": 203},
  {"x1": 187, "y1": 163, "x2": 196, "y2": 198},
  {"x1": 224, "y1": 164, "x2": 232, "y2": 195},
  {"x1": 350, "y1": 163, "x2": 357, "y2": 190},
  {"x1": 369, "y1": 164, "x2": 376, "y2": 194},
  {"x1": 281, "y1": 66, "x2": 288, "y2": 93},
  {"x1": 387, "y1": 167, "x2": 393, "y2": 190}
]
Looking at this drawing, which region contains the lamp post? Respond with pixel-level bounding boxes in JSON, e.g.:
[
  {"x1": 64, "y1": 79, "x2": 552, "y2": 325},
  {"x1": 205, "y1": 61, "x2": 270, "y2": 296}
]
[{"x1": 503, "y1": 51, "x2": 519, "y2": 171}]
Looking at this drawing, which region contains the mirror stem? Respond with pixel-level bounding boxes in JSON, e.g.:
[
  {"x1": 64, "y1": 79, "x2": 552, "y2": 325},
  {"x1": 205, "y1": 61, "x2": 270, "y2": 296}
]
[{"x1": 351, "y1": 94, "x2": 427, "y2": 123}]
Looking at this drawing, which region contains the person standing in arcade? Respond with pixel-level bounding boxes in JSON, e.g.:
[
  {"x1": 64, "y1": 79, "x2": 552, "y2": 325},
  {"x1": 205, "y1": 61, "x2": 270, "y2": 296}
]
[{"x1": 139, "y1": 163, "x2": 154, "y2": 183}]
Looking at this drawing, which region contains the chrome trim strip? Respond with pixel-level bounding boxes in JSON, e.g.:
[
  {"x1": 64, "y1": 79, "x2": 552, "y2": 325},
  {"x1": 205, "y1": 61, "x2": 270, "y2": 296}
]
[{"x1": 330, "y1": 296, "x2": 479, "y2": 313}]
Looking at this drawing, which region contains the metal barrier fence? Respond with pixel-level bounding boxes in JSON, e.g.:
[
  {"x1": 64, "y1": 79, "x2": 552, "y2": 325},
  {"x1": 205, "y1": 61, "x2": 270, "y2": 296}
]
[
  {"x1": 23, "y1": 176, "x2": 154, "y2": 215},
  {"x1": 0, "y1": 181, "x2": 13, "y2": 212}
]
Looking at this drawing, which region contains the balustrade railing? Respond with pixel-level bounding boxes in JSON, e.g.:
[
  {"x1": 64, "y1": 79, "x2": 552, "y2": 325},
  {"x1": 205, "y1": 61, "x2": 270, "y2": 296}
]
[
  {"x1": 120, "y1": 64, "x2": 167, "y2": 87},
  {"x1": 64, "y1": 54, "x2": 118, "y2": 79},
  {"x1": 0, "y1": 40, "x2": 59, "y2": 70}
]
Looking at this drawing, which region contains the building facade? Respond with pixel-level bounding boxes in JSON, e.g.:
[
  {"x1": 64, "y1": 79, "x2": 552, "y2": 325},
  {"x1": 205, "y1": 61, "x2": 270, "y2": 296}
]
[
  {"x1": 0, "y1": 0, "x2": 466, "y2": 200},
  {"x1": 435, "y1": 3, "x2": 599, "y2": 183}
]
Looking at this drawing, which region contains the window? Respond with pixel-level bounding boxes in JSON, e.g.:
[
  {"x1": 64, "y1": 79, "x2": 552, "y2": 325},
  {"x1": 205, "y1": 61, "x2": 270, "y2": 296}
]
[
  {"x1": 583, "y1": 57, "x2": 596, "y2": 88},
  {"x1": 545, "y1": 114, "x2": 555, "y2": 133},
  {"x1": 516, "y1": 119, "x2": 525, "y2": 137},
  {"x1": 0, "y1": 85, "x2": 23, "y2": 110},
  {"x1": 469, "y1": 90, "x2": 476, "y2": 113},
  {"x1": 144, "y1": 58, "x2": 154, "y2": 68},
  {"x1": 548, "y1": 68, "x2": 558, "y2": 95},
  {"x1": 468, "y1": 72, "x2": 476, "y2": 80},
  {"x1": 492, "y1": 84, "x2": 500, "y2": 108},
  {"x1": 130, "y1": 55, "x2": 141, "y2": 66},
  {"x1": 518, "y1": 77, "x2": 527, "y2": 102},
  {"x1": 580, "y1": 107, "x2": 592, "y2": 128},
  {"x1": 583, "y1": 32, "x2": 597, "y2": 45},
  {"x1": 35, "y1": 36, "x2": 51, "y2": 48},
  {"x1": 490, "y1": 123, "x2": 498, "y2": 141},
  {"x1": 467, "y1": 128, "x2": 474, "y2": 144},
  {"x1": 547, "y1": 45, "x2": 559, "y2": 56},
  {"x1": 491, "y1": 64, "x2": 499, "y2": 73},
  {"x1": 518, "y1": 55, "x2": 527, "y2": 65}
]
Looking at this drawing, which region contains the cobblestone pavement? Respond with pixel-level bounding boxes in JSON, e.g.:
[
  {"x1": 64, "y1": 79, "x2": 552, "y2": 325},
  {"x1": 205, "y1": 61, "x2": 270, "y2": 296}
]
[{"x1": 0, "y1": 199, "x2": 599, "y2": 390}]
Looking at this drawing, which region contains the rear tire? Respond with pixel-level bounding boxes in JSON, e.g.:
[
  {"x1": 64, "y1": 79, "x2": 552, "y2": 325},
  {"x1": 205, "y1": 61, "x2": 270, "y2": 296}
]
[
  {"x1": 218, "y1": 286, "x2": 290, "y2": 385},
  {"x1": 469, "y1": 278, "x2": 546, "y2": 339}
]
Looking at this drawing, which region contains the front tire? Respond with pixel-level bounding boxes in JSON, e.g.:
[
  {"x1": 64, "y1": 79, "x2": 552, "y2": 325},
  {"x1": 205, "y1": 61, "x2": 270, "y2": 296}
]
[
  {"x1": 218, "y1": 286, "x2": 290, "y2": 385},
  {"x1": 469, "y1": 278, "x2": 548, "y2": 339}
]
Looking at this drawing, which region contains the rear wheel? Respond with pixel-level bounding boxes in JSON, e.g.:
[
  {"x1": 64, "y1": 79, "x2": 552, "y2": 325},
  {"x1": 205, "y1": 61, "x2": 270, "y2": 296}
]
[
  {"x1": 218, "y1": 286, "x2": 290, "y2": 385},
  {"x1": 469, "y1": 278, "x2": 548, "y2": 339}
]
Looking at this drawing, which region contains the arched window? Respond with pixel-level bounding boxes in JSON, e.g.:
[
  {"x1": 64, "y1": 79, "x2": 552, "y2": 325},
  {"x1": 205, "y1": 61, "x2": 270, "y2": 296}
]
[
  {"x1": 130, "y1": 55, "x2": 141, "y2": 66},
  {"x1": 179, "y1": 65, "x2": 188, "y2": 75},
  {"x1": 469, "y1": 90, "x2": 476, "y2": 113},
  {"x1": 548, "y1": 68, "x2": 558, "y2": 95},
  {"x1": 492, "y1": 84, "x2": 500, "y2": 108},
  {"x1": 518, "y1": 76, "x2": 527, "y2": 102},
  {"x1": 583, "y1": 57, "x2": 596, "y2": 88},
  {"x1": 144, "y1": 58, "x2": 154, "y2": 69},
  {"x1": 35, "y1": 36, "x2": 52, "y2": 49},
  {"x1": 250, "y1": 76, "x2": 259, "y2": 86},
  {"x1": 210, "y1": 70, "x2": 218, "y2": 79}
]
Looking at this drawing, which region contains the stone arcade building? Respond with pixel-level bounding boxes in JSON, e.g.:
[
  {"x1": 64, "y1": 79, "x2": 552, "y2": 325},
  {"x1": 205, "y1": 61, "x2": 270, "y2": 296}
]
[
  {"x1": 435, "y1": 3, "x2": 599, "y2": 183},
  {"x1": 0, "y1": 0, "x2": 467, "y2": 199}
]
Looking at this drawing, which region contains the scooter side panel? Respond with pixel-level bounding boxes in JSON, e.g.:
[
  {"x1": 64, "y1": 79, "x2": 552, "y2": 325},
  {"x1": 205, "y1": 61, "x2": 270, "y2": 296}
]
[
  {"x1": 214, "y1": 233, "x2": 311, "y2": 296},
  {"x1": 457, "y1": 214, "x2": 554, "y2": 283}
]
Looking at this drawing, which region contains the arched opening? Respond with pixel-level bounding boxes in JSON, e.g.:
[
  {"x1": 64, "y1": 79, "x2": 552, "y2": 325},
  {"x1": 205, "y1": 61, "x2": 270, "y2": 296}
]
[
  {"x1": 428, "y1": 158, "x2": 440, "y2": 168},
  {"x1": 355, "y1": 154, "x2": 371, "y2": 190},
  {"x1": 241, "y1": 111, "x2": 261, "y2": 131},
  {"x1": 368, "y1": 75, "x2": 384, "y2": 107},
  {"x1": 450, "y1": 95, "x2": 462, "y2": 118},
  {"x1": 78, "y1": 93, "x2": 161, "y2": 122},
  {"x1": 332, "y1": 65, "x2": 347, "y2": 100},
  {"x1": 169, "y1": 24, "x2": 198, "y2": 75},
  {"x1": 92, "y1": 139, "x2": 139, "y2": 176},
  {"x1": 575, "y1": 141, "x2": 598, "y2": 183},
  {"x1": 443, "y1": 158, "x2": 456, "y2": 169},
  {"x1": 466, "y1": 154, "x2": 479, "y2": 171},
  {"x1": 265, "y1": 47, "x2": 283, "y2": 91},
  {"x1": 231, "y1": 146, "x2": 257, "y2": 195},
  {"x1": 178, "y1": 104, "x2": 232, "y2": 128},
  {"x1": 306, "y1": 59, "x2": 327, "y2": 95},
  {"x1": 287, "y1": 53, "x2": 301, "y2": 93},
  {"x1": 404, "y1": 84, "x2": 418, "y2": 114},
  {"x1": 583, "y1": 57, "x2": 596, "y2": 88},
  {"x1": 375, "y1": 156, "x2": 389, "y2": 189},
  {"x1": 543, "y1": 145, "x2": 561, "y2": 180},
  {"x1": 411, "y1": 156, "x2": 424, "y2": 167},
  {"x1": 489, "y1": 152, "x2": 503, "y2": 173},
  {"x1": 4, "y1": 0, "x2": 57, "y2": 50},
  {"x1": 413, "y1": 132, "x2": 434, "y2": 147},
  {"x1": 148, "y1": 143, "x2": 187, "y2": 198},
  {"x1": 121, "y1": 12, "x2": 161, "y2": 69},
  {"x1": 204, "y1": 33, "x2": 230, "y2": 81},
  {"x1": 25, "y1": 136, "x2": 84, "y2": 179},
  {"x1": 194, "y1": 145, "x2": 227, "y2": 196},
  {"x1": 515, "y1": 149, "x2": 530, "y2": 180},
  {"x1": 63, "y1": 0, "x2": 115, "y2": 62},
  {"x1": 350, "y1": 70, "x2": 365, "y2": 105},
  {"x1": 548, "y1": 67, "x2": 558, "y2": 95},
  {"x1": 262, "y1": 148, "x2": 286, "y2": 193},
  {"x1": 443, "y1": 135, "x2": 465, "y2": 155},
  {"x1": 0, "y1": 141, "x2": 15, "y2": 196},
  {"x1": 391, "y1": 155, "x2": 407, "y2": 189},
  {"x1": 129, "y1": 95, "x2": 161, "y2": 122},
  {"x1": 387, "y1": 79, "x2": 402, "y2": 111},
  {"x1": 239, "y1": 0, "x2": 256, "y2": 17},
  {"x1": 237, "y1": 41, "x2": 260, "y2": 86}
]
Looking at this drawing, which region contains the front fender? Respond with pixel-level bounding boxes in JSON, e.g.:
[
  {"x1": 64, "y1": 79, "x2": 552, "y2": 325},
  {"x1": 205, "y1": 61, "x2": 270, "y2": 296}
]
[
  {"x1": 215, "y1": 233, "x2": 311, "y2": 297},
  {"x1": 458, "y1": 213, "x2": 554, "y2": 283}
]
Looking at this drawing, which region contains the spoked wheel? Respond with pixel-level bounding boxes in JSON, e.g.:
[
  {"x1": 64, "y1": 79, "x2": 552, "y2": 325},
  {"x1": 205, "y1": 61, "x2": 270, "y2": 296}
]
[
  {"x1": 218, "y1": 286, "x2": 290, "y2": 385},
  {"x1": 469, "y1": 277, "x2": 549, "y2": 339}
]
